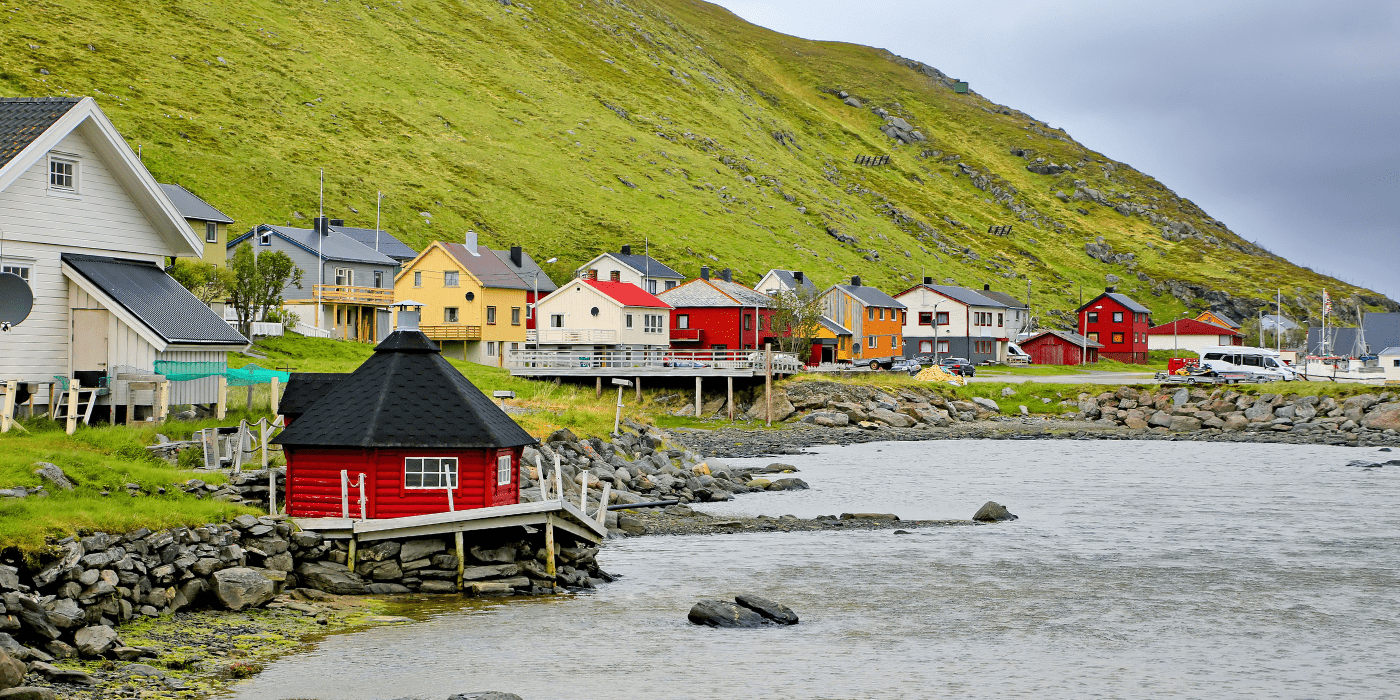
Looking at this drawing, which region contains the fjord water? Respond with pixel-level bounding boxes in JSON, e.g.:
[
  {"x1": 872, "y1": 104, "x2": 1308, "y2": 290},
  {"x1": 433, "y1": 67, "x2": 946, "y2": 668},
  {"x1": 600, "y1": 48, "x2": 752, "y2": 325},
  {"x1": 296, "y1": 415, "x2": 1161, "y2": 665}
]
[{"x1": 232, "y1": 440, "x2": 1400, "y2": 700}]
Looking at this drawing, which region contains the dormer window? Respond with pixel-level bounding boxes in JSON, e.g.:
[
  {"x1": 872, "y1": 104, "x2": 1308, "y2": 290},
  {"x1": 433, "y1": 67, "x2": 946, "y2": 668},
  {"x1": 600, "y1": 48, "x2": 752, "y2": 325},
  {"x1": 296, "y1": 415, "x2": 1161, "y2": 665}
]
[
  {"x1": 48, "y1": 153, "x2": 79, "y2": 195},
  {"x1": 259, "y1": 230, "x2": 272, "y2": 245}
]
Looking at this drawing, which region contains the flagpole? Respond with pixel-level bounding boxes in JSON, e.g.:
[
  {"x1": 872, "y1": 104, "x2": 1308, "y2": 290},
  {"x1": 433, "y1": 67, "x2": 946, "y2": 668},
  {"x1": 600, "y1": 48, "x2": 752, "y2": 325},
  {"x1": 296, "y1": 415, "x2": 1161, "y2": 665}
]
[
  {"x1": 375, "y1": 191, "x2": 382, "y2": 252},
  {"x1": 317, "y1": 169, "x2": 324, "y2": 332}
]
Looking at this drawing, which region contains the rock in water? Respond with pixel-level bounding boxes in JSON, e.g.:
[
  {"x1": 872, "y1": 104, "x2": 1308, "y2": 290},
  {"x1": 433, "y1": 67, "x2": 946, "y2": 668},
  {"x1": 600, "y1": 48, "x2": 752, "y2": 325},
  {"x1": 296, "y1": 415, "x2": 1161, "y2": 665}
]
[
  {"x1": 767, "y1": 478, "x2": 810, "y2": 491},
  {"x1": 688, "y1": 599, "x2": 765, "y2": 628},
  {"x1": 73, "y1": 625, "x2": 118, "y2": 658},
  {"x1": 972, "y1": 501, "x2": 1018, "y2": 522},
  {"x1": 734, "y1": 595, "x2": 799, "y2": 625},
  {"x1": 447, "y1": 693, "x2": 524, "y2": 700},
  {"x1": 212, "y1": 568, "x2": 276, "y2": 611},
  {"x1": 0, "y1": 650, "x2": 24, "y2": 690}
]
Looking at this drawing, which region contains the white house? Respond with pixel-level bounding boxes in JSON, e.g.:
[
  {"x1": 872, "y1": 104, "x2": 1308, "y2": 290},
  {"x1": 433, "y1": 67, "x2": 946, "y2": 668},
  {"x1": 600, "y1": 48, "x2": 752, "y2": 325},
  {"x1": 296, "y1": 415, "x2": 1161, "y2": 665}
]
[
  {"x1": 1378, "y1": 347, "x2": 1400, "y2": 383},
  {"x1": 894, "y1": 280, "x2": 1010, "y2": 363},
  {"x1": 531, "y1": 278, "x2": 671, "y2": 351},
  {"x1": 754, "y1": 269, "x2": 818, "y2": 297},
  {"x1": 576, "y1": 245, "x2": 684, "y2": 295},
  {"x1": 0, "y1": 97, "x2": 247, "y2": 412}
]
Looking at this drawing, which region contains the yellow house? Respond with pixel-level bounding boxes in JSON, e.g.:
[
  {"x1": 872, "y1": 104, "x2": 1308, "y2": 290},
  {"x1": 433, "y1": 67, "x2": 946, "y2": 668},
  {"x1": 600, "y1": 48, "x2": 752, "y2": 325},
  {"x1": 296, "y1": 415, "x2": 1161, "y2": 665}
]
[
  {"x1": 394, "y1": 236, "x2": 530, "y2": 365},
  {"x1": 159, "y1": 183, "x2": 233, "y2": 267},
  {"x1": 810, "y1": 315, "x2": 853, "y2": 365}
]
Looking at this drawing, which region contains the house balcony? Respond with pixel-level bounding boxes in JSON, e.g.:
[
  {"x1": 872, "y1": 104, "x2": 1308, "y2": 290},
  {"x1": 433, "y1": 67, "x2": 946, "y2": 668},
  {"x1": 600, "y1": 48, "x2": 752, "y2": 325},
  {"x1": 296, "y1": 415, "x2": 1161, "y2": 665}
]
[
  {"x1": 312, "y1": 284, "x2": 394, "y2": 305},
  {"x1": 420, "y1": 325, "x2": 483, "y2": 341},
  {"x1": 531, "y1": 329, "x2": 619, "y2": 345},
  {"x1": 670, "y1": 328, "x2": 703, "y2": 342}
]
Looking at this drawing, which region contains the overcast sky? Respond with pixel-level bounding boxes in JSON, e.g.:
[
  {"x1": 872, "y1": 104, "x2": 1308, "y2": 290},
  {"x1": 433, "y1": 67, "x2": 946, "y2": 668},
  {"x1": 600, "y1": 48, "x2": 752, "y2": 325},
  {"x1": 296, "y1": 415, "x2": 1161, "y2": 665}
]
[{"x1": 710, "y1": 0, "x2": 1400, "y2": 301}]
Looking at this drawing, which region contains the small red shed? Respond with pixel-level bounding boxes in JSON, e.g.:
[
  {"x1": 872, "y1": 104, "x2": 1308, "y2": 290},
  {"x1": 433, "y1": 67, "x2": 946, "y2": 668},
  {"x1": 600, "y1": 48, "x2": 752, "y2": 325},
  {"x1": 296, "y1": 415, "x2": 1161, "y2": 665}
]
[
  {"x1": 1019, "y1": 329, "x2": 1103, "y2": 365},
  {"x1": 273, "y1": 329, "x2": 537, "y2": 519}
]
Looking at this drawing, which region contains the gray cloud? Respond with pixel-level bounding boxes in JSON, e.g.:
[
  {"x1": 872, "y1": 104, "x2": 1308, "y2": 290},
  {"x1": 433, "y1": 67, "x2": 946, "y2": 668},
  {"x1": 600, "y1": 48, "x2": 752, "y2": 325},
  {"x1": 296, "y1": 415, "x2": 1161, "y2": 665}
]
[{"x1": 712, "y1": 0, "x2": 1400, "y2": 300}]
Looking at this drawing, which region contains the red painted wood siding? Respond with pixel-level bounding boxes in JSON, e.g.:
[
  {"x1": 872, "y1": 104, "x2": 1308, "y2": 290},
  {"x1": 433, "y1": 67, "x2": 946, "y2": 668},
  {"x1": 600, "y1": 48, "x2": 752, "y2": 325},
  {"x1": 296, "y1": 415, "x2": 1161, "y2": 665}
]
[
  {"x1": 669, "y1": 306, "x2": 777, "y2": 350},
  {"x1": 1021, "y1": 334, "x2": 1099, "y2": 365},
  {"x1": 284, "y1": 446, "x2": 522, "y2": 518},
  {"x1": 1078, "y1": 296, "x2": 1151, "y2": 363}
]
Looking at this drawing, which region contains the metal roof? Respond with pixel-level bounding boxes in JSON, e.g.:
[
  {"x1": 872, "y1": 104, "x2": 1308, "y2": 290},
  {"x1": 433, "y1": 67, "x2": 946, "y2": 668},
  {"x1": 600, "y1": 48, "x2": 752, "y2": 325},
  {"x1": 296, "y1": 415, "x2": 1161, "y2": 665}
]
[
  {"x1": 1364, "y1": 312, "x2": 1400, "y2": 351},
  {"x1": 278, "y1": 373, "x2": 345, "y2": 420},
  {"x1": 926, "y1": 285, "x2": 1008, "y2": 308},
  {"x1": 583, "y1": 280, "x2": 672, "y2": 308},
  {"x1": 1022, "y1": 329, "x2": 1103, "y2": 348},
  {"x1": 659, "y1": 278, "x2": 773, "y2": 307},
  {"x1": 331, "y1": 225, "x2": 418, "y2": 261},
  {"x1": 158, "y1": 183, "x2": 234, "y2": 224},
  {"x1": 1260, "y1": 314, "x2": 1298, "y2": 330},
  {"x1": 0, "y1": 97, "x2": 80, "y2": 168},
  {"x1": 272, "y1": 330, "x2": 536, "y2": 449},
  {"x1": 761, "y1": 269, "x2": 818, "y2": 295},
  {"x1": 976, "y1": 288, "x2": 1026, "y2": 309},
  {"x1": 606, "y1": 252, "x2": 684, "y2": 280},
  {"x1": 440, "y1": 243, "x2": 532, "y2": 290},
  {"x1": 831, "y1": 284, "x2": 906, "y2": 309},
  {"x1": 816, "y1": 315, "x2": 852, "y2": 336},
  {"x1": 1147, "y1": 319, "x2": 1242, "y2": 336},
  {"x1": 61, "y1": 253, "x2": 248, "y2": 345},
  {"x1": 492, "y1": 248, "x2": 558, "y2": 293},
  {"x1": 1077, "y1": 292, "x2": 1152, "y2": 315},
  {"x1": 230, "y1": 225, "x2": 399, "y2": 266},
  {"x1": 1377, "y1": 347, "x2": 1400, "y2": 356},
  {"x1": 1201, "y1": 311, "x2": 1241, "y2": 328}
]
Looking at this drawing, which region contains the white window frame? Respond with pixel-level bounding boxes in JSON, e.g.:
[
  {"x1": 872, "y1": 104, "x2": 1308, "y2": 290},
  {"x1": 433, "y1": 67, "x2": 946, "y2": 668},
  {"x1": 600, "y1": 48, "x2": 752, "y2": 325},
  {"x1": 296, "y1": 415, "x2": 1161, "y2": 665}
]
[
  {"x1": 497, "y1": 454, "x2": 512, "y2": 485},
  {"x1": 677, "y1": 314, "x2": 689, "y2": 329},
  {"x1": 511, "y1": 307, "x2": 521, "y2": 326},
  {"x1": 665, "y1": 280, "x2": 677, "y2": 290},
  {"x1": 445, "y1": 307, "x2": 459, "y2": 323},
  {"x1": 374, "y1": 270, "x2": 384, "y2": 288},
  {"x1": 205, "y1": 222, "x2": 219, "y2": 243},
  {"x1": 550, "y1": 314, "x2": 564, "y2": 328},
  {"x1": 647, "y1": 279, "x2": 658, "y2": 294},
  {"x1": 487, "y1": 341, "x2": 497, "y2": 356},
  {"x1": 626, "y1": 314, "x2": 634, "y2": 329},
  {"x1": 937, "y1": 340, "x2": 949, "y2": 353},
  {"x1": 404, "y1": 457, "x2": 458, "y2": 489},
  {"x1": 1, "y1": 261, "x2": 32, "y2": 285},
  {"x1": 335, "y1": 268, "x2": 353, "y2": 286},
  {"x1": 444, "y1": 270, "x2": 459, "y2": 287},
  {"x1": 259, "y1": 230, "x2": 272, "y2": 246},
  {"x1": 47, "y1": 153, "x2": 79, "y2": 197},
  {"x1": 414, "y1": 271, "x2": 422, "y2": 287}
]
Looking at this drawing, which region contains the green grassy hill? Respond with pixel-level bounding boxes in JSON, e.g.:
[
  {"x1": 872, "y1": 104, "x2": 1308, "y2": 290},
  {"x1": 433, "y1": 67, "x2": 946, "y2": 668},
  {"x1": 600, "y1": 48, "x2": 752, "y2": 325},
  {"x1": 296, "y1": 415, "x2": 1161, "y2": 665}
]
[{"x1": 3, "y1": 0, "x2": 1389, "y2": 326}]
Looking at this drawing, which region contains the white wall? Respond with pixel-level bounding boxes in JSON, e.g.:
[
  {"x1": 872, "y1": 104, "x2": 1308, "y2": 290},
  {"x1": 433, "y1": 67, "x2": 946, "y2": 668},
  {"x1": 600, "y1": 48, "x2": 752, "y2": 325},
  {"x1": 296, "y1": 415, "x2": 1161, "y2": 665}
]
[
  {"x1": 534, "y1": 281, "x2": 668, "y2": 347},
  {"x1": 1148, "y1": 333, "x2": 1235, "y2": 351}
]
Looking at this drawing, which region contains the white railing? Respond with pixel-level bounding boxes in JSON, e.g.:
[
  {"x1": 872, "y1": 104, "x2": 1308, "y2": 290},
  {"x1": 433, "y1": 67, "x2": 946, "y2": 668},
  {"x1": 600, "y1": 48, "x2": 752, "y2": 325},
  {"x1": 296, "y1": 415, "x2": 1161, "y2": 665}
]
[
  {"x1": 531, "y1": 329, "x2": 619, "y2": 344},
  {"x1": 294, "y1": 322, "x2": 334, "y2": 339},
  {"x1": 505, "y1": 348, "x2": 804, "y2": 374},
  {"x1": 250, "y1": 322, "x2": 284, "y2": 337}
]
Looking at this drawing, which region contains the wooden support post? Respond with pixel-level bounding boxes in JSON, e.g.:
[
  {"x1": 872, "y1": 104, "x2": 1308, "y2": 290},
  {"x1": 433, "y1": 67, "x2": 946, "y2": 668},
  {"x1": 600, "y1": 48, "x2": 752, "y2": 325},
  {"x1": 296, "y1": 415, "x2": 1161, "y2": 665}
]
[
  {"x1": 543, "y1": 513, "x2": 557, "y2": 581},
  {"x1": 595, "y1": 375, "x2": 602, "y2": 398},
  {"x1": 553, "y1": 455, "x2": 563, "y2": 501},
  {"x1": 216, "y1": 376, "x2": 227, "y2": 420},
  {"x1": 764, "y1": 343, "x2": 773, "y2": 427},
  {"x1": 596, "y1": 482, "x2": 611, "y2": 526},
  {"x1": 246, "y1": 383, "x2": 254, "y2": 412},
  {"x1": 269, "y1": 375, "x2": 280, "y2": 414},
  {"x1": 268, "y1": 458, "x2": 278, "y2": 516},
  {"x1": 346, "y1": 537, "x2": 357, "y2": 571},
  {"x1": 48, "y1": 383, "x2": 55, "y2": 420},
  {"x1": 695, "y1": 376, "x2": 702, "y2": 418},
  {"x1": 635, "y1": 376, "x2": 641, "y2": 403},
  {"x1": 260, "y1": 418, "x2": 269, "y2": 468},
  {"x1": 578, "y1": 469, "x2": 589, "y2": 512},
  {"x1": 126, "y1": 382, "x2": 137, "y2": 426},
  {"x1": 727, "y1": 376, "x2": 734, "y2": 422},
  {"x1": 358, "y1": 473, "x2": 367, "y2": 519},
  {"x1": 65, "y1": 383, "x2": 79, "y2": 435},
  {"x1": 233, "y1": 419, "x2": 248, "y2": 473},
  {"x1": 1, "y1": 380, "x2": 16, "y2": 433},
  {"x1": 340, "y1": 470, "x2": 350, "y2": 518},
  {"x1": 454, "y1": 531, "x2": 466, "y2": 590},
  {"x1": 158, "y1": 380, "x2": 170, "y2": 422}
]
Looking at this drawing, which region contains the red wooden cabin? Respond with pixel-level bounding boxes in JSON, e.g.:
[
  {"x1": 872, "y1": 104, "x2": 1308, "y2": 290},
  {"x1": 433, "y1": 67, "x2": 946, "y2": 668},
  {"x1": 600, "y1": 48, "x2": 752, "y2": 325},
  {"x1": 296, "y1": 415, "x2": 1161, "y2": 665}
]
[
  {"x1": 658, "y1": 270, "x2": 777, "y2": 351},
  {"x1": 1076, "y1": 290, "x2": 1153, "y2": 363},
  {"x1": 273, "y1": 328, "x2": 537, "y2": 519},
  {"x1": 1019, "y1": 329, "x2": 1103, "y2": 365}
]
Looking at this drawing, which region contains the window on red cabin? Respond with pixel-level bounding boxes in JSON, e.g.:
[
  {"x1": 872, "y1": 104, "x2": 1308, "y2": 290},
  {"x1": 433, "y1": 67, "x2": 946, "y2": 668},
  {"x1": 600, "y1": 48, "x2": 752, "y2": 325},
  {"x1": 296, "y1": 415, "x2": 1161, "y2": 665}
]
[
  {"x1": 744, "y1": 314, "x2": 752, "y2": 330},
  {"x1": 1087, "y1": 312, "x2": 1099, "y2": 323},
  {"x1": 405, "y1": 458, "x2": 458, "y2": 489},
  {"x1": 497, "y1": 454, "x2": 512, "y2": 486},
  {"x1": 1112, "y1": 332, "x2": 1125, "y2": 344},
  {"x1": 678, "y1": 315, "x2": 689, "y2": 329},
  {"x1": 937, "y1": 311, "x2": 949, "y2": 325},
  {"x1": 919, "y1": 312, "x2": 933, "y2": 325},
  {"x1": 1113, "y1": 312, "x2": 1124, "y2": 323}
]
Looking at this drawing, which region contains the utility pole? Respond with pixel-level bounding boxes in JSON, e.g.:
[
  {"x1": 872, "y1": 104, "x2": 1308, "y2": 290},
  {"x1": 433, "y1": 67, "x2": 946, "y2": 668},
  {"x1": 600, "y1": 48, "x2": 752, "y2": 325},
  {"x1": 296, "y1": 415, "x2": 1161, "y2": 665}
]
[{"x1": 1078, "y1": 283, "x2": 1085, "y2": 366}]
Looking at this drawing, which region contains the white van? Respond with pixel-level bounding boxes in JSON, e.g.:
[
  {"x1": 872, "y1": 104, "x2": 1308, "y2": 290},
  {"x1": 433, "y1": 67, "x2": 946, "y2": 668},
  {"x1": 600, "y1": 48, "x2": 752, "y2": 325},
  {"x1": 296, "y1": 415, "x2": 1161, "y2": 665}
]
[
  {"x1": 1006, "y1": 342, "x2": 1031, "y2": 366},
  {"x1": 1197, "y1": 346, "x2": 1299, "y2": 381}
]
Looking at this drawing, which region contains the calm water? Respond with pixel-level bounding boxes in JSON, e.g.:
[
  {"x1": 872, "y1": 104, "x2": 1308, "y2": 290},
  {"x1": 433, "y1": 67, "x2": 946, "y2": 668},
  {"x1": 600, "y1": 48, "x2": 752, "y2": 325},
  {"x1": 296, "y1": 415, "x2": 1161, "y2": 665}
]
[{"x1": 231, "y1": 440, "x2": 1400, "y2": 700}]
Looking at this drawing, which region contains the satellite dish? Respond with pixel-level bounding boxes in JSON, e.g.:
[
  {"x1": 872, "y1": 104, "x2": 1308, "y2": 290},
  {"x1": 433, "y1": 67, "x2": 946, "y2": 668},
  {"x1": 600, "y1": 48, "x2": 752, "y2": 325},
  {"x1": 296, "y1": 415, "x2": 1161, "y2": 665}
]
[
  {"x1": 465, "y1": 292, "x2": 475, "y2": 302},
  {"x1": 0, "y1": 273, "x2": 33, "y2": 330},
  {"x1": 590, "y1": 306, "x2": 600, "y2": 316}
]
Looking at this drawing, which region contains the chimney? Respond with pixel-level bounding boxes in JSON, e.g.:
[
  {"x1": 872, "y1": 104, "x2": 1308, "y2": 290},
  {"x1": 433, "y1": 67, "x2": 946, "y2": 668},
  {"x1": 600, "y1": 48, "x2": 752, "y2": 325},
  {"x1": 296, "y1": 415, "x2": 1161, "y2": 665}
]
[
  {"x1": 313, "y1": 216, "x2": 329, "y2": 236},
  {"x1": 923, "y1": 276, "x2": 933, "y2": 285},
  {"x1": 984, "y1": 283, "x2": 991, "y2": 291},
  {"x1": 510, "y1": 246, "x2": 523, "y2": 267},
  {"x1": 794, "y1": 271, "x2": 804, "y2": 284},
  {"x1": 851, "y1": 275, "x2": 861, "y2": 286},
  {"x1": 464, "y1": 230, "x2": 479, "y2": 255},
  {"x1": 701, "y1": 266, "x2": 710, "y2": 280},
  {"x1": 1106, "y1": 286, "x2": 1115, "y2": 293},
  {"x1": 609, "y1": 270, "x2": 621, "y2": 282},
  {"x1": 621, "y1": 244, "x2": 632, "y2": 255},
  {"x1": 395, "y1": 305, "x2": 421, "y2": 331},
  {"x1": 328, "y1": 218, "x2": 344, "y2": 227},
  {"x1": 721, "y1": 269, "x2": 732, "y2": 283}
]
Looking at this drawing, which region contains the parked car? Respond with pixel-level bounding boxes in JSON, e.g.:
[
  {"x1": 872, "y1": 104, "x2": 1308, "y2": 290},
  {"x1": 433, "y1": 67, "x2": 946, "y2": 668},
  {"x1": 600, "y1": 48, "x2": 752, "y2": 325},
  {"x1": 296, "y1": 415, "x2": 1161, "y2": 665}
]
[
  {"x1": 939, "y1": 357, "x2": 976, "y2": 377},
  {"x1": 889, "y1": 358, "x2": 923, "y2": 375},
  {"x1": 663, "y1": 356, "x2": 710, "y2": 368}
]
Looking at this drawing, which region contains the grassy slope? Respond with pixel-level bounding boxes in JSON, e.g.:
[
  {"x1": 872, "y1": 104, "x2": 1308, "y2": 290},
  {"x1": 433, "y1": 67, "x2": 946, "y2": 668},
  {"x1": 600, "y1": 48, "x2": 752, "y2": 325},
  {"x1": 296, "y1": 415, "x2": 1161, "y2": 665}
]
[{"x1": 0, "y1": 0, "x2": 1387, "y2": 327}]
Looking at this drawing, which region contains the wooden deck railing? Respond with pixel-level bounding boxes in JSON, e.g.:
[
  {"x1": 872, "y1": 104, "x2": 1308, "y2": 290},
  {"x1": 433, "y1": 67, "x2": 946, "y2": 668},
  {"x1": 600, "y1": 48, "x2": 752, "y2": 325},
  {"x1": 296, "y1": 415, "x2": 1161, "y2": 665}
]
[
  {"x1": 420, "y1": 325, "x2": 483, "y2": 341},
  {"x1": 505, "y1": 349, "x2": 804, "y2": 374},
  {"x1": 313, "y1": 285, "x2": 394, "y2": 305}
]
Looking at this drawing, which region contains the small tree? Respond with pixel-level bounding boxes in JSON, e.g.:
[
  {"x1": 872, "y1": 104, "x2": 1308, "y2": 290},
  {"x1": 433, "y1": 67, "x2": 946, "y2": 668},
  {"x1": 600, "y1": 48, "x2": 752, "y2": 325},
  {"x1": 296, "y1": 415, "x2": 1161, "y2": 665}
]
[
  {"x1": 227, "y1": 244, "x2": 303, "y2": 339},
  {"x1": 768, "y1": 288, "x2": 824, "y2": 356},
  {"x1": 168, "y1": 258, "x2": 233, "y2": 307}
]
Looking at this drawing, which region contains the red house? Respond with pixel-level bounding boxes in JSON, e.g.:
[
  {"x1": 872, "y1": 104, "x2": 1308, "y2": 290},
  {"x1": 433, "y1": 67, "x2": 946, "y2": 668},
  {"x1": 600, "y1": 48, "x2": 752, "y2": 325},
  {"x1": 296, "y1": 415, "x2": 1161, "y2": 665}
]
[
  {"x1": 657, "y1": 269, "x2": 777, "y2": 351},
  {"x1": 1019, "y1": 329, "x2": 1103, "y2": 365},
  {"x1": 273, "y1": 325, "x2": 536, "y2": 519},
  {"x1": 1076, "y1": 290, "x2": 1153, "y2": 363}
]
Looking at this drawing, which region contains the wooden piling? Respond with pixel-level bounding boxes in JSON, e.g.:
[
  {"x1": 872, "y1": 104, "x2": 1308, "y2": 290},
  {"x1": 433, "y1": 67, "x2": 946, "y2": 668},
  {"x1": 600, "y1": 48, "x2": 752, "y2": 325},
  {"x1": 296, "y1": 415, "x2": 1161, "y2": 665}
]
[
  {"x1": 157, "y1": 381, "x2": 170, "y2": 422},
  {"x1": 727, "y1": 376, "x2": 734, "y2": 422},
  {"x1": 543, "y1": 514, "x2": 557, "y2": 580},
  {"x1": 454, "y1": 531, "x2": 466, "y2": 590},
  {"x1": 595, "y1": 375, "x2": 602, "y2": 398},
  {"x1": 695, "y1": 376, "x2": 702, "y2": 418},
  {"x1": 216, "y1": 376, "x2": 227, "y2": 420},
  {"x1": 764, "y1": 343, "x2": 773, "y2": 426},
  {"x1": 346, "y1": 537, "x2": 357, "y2": 571},
  {"x1": 65, "y1": 384, "x2": 79, "y2": 435},
  {"x1": 634, "y1": 376, "x2": 641, "y2": 402},
  {"x1": 270, "y1": 375, "x2": 280, "y2": 414},
  {"x1": 245, "y1": 384, "x2": 254, "y2": 412}
]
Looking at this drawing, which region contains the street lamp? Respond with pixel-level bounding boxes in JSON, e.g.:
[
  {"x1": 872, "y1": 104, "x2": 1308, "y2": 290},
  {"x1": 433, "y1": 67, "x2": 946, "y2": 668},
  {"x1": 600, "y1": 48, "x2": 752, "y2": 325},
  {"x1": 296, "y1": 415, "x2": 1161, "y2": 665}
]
[
  {"x1": 610, "y1": 378, "x2": 633, "y2": 436},
  {"x1": 932, "y1": 300, "x2": 945, "y2": 363}
]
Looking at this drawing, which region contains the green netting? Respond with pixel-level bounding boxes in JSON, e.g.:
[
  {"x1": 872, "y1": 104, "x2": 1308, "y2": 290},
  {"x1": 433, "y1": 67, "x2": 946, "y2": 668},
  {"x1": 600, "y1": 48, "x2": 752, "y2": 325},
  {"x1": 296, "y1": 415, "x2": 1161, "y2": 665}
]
[
  {"x1": 226, "y1": 364, "x2": 290, "y2": 387},
  {"x1": 153, "y1": 361, "x2": 290, "y2": 385}
]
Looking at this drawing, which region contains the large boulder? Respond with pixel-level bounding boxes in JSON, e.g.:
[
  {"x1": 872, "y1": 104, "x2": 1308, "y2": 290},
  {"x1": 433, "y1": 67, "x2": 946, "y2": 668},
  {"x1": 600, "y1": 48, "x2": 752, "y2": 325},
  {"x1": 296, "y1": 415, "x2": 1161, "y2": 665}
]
[
  {"x1": 1222, "y1": 413, "x2": 1250, "y2": 431},
  {"x1": 744, "y1": 390, "x2": 795, "y2": 422},
  {"x1": 399, "y1": 538, "x2": 448, "y2": 563},
  {"x1": 734, "y1": 595, "x2": 799, "y2": 625},
  {"x1": 1169, "y1": 416, "x2": 1202, "y2": 432},
  {"x1": 294, "y1": 562, "x2": 367, "y2": 595},
  {"x1": 1147, "y1": 411, "x2": 1173, "y2": 428},
  {"x1": 211, "y1": 568, "x2": 276, "y2": 611},
  {"x1": 73, "y1": 625, "x2": 119, "y2": 658},
  {"x1": 31, "y1": 463, "x2": 74, "y2": 491},
  {"x1": 767, "y1": 478, "x2": 810, "y2": 491},
  {"x1": 972, "y1": 501, "x2": 1018, "y2": 522},
  {"x1": 1244, "y1": 402, "x2": 1274, "y2": 422},
  {"x1": 1361, "y1": 403, "x2": 1400, "y2": 432},
  {"x1": 0, "y1": 688, "x2": 57, "y2": 700},
  {"x1": 867, "y1": 407, "x2": 915, "y2": 428},
  {"x1": 0, "y1": 650, "x2": 24, "y2": 691},
  {"x1": 32, "y1": 542, "x2": 84, "y2": 588},
  {"x1": 970, "y1": 397, "x2": 1001, "y2": 413},
  {"x1": 687, "y1": 599, "x2": 765, "y2": 628}
]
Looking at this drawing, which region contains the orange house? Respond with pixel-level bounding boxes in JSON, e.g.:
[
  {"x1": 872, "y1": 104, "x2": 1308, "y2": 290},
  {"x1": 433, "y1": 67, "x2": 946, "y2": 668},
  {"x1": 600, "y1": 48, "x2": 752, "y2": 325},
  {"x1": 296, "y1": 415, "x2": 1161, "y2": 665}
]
[{"x1": 820, "y1": 276, "x2": 906, "y2": 369}]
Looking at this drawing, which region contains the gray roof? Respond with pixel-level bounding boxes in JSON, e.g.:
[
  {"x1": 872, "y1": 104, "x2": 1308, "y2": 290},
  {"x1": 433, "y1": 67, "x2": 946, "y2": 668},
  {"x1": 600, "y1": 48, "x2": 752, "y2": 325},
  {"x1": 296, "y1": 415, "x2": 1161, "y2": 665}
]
[
  {"x1": 492, "y1": 248, "x2": 558, "y2": 293},
  {"x1": 1377, "y1": 347, "x2": 1400, "y2": 356},
  {"x1": 1364, "y1": 312, "x2": 1400, "y2": 351},
  {"x1": 925, "y1": 285, "x2": 1008, "y2": 308},
  {"x1": 609, "y1": 252, "x2": 683, "y2": 280},
  {"x1": 442, "y1": 243, "x2": 531, "y2": 290},
  {"x1": 331, "y1": 225, "x2": 418, "y2": 262},
  {"x1": 1024, "y1": 329, "x2": 1103, "y2": 348},
  {"x1": 816, "y1": 315, "x2": 852, "y2": 336},
  {"x1": 1078, "y1": 292, "x2": 1151, "y2": 315},
  {"x1": 158, "y1": 183, "x2": 234, "y2": 224},
  {"x1": 1261, "y1": 314, "x2": 1298, "y2": 330},
  {"x1": 833, "y1": 284, "x2": 906, "y2": 309},
  {"x1": 62, "y1": 253, "x2": 248, "y2": 346},
  {"x1": 762, "y1": 269, "x2": 818, "y2": 295},
  {"x1": 659, "y1": 278, "x2": 773, "y2": 307},
  {"x1": 977, "y1": 287, "x2": 1026, "y2": 309},
  {"x1": 0, "y1": 97, "x2": 80, "y2": 169},
  {"x1": 230, "y1": 225, "x2": 399, "y2": 266}
]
